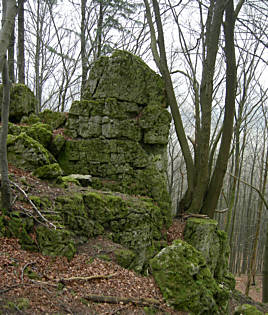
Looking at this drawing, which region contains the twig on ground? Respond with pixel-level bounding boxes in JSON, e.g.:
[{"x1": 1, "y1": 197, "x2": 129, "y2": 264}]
[
  {"x1": 58, "y1": 273, "x2": 117, "y2": 283},
  {"x1": 83, "y1": 294, "x2": 160, "y2": 307},
  {"x1": 10, "y1": 180, "x2": 57, "y2": 229}
]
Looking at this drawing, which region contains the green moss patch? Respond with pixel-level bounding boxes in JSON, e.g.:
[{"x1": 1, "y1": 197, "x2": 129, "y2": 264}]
[{"x1": 150, "y1": 239, "x2": 229, "y2": 314}]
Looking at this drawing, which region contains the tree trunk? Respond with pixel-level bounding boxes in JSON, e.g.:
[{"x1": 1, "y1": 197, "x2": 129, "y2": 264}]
[
  {"x1": 80, "y1": 0, "x2": 87, "y2": 95},
  {"x1": 1, "y1": 57, "x2": 11, "y2": 211},
  {"x1": 8, "y1": 27, "x2": 15, "y2": 82},
  {"x1": 0, "y1": 0, "x2": 17, "y2": 70},
  {"x1": 203, "y1": 0, "x2": 237, "y2": 218},
  {"x1": 0, "y1": 0, "x2": 17, "y2": 212},
  {"x1": 18, "y1": 0, "x2": 25, "y2": 84}
]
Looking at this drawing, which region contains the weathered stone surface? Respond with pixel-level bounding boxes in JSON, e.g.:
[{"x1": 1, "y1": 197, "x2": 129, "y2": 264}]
[
  {"x1": 184, "y1": 218, "x2": 235, "y2": 290},
  {"x1": 7, "y1": 132, "x2": 56, "y2": 171},
  {"x1": 150, "y1": 239, "x2": 229, "y2": 314},
  {"x1": 26, "y1": 123, "x2": 53, "y2": 149},
  {"x1": 61, "y1": 51, "x2": 171, "y2": 217},
  {"x1": 0, "y1": 84, "x2": 36, "y2": 123},
  {"x1": 83, "y1": 50, "x2": 166, "y2": 106},
  {"x1": 55, "y1": 190, "x2": 165, "y2": 272}
]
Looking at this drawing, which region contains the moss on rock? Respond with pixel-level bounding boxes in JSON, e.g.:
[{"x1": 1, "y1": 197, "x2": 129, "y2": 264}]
[
  {"x1": 39, "y1": 109, "x2": 66, "y2": 129},
  {"x1": 26, "y1": 123, "x2": 53, "y2": 149},
  {"x1": 36, "y1": 225, "x2": 76, "y2": 260},
  {"x1": 150, "y1": 239, "x2": 229, "y2": 314},
  {"x1": 184, "y1": 218, "x2": 235, "y2": 291},
  {"x1": 7, "y1": 132, "x2": 56, "y2": 171},
  {"x1": 234, "y1": 304, "x2": 264, "y2": 315},
  {"x1": 33, "y1": 163, "x2": 63, "y2": 180},
  {"x1": 0, "y1": 84, "x2": 37, "y2": 123}
]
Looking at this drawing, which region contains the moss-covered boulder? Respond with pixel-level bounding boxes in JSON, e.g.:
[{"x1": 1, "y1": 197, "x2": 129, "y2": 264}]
[
  {"x1": 26, "y1": 123, "x2": 53, "y2": 149},
  {"x1": 39, "y1": 109, "x2": 66, "y2": 129},
  {"x1": 55, "y1": 190, "x2": 165, "y2": 272},
  {"x1": 0, "y1": 84, "x2": 37, "y2": 123},
  {"x1": 234, "y1": 304, "x2": 264, "y2": 315},
  {"x1": 33, "y1": 163, "x2": 63, "y2": 180},
  {"x1": 150, "y1": 239, "x2": 229, "y2": 314},
  {"x1": 184, "y1": 218, "x2": 235, "y2": 290},
  {"x1": 7, "y1": 132, "x2": 56, "y2": 171}
]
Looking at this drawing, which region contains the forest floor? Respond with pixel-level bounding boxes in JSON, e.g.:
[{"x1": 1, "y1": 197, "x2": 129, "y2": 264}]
[
  {"x1": 0, "y1": 164, "x2": 265, "y2": 314},
  {"x1": 235, "y1": 274, "x2": 263, "y2": 302}
]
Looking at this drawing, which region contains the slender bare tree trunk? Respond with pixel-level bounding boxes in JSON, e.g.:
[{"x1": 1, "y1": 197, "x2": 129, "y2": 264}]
[
  {"x1": 0, "y1": 0, "x2": 18, "y2": 212},
  {"x1": 80, "y1": 0, "x2": 87, "y2": 95},
  {"x1": 18, "y1": 0, "x2": 25, "y2": 84}
]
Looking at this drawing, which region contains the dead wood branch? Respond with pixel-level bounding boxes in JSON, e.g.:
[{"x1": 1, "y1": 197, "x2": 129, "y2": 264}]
[
  {"x1": 83, "y1": 294, "x2": 160, "y2": 307},
  {"x1": 10, "y1": 180, "x2": 57, "y2": 229},
  {"x1": 58, "y1": 273, "x2": 117, "y2": 283}
]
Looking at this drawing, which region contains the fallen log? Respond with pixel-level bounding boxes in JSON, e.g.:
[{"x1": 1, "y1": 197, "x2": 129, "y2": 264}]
[{"x1": 83, "y1": 294, "x2": 160, "y2": 307}]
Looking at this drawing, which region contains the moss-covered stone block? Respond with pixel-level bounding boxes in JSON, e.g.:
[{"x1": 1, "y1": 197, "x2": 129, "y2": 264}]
[
  {"x1": 33, "y1": 163, "x2": 63, "y2": 180},
  {"x1": 56, "y1": 194, "x2": 103, "y2": 237},
  {"x1": 36, "y1": 225, "x2": 76, "y2": 260},
  {"x1": 0, "y1": 84, "x2": 37, "y2": 123},
  {"x1": 57, "y1": 175, "x2": 81, "y2": 188},
  {"x1": 234, "y1": 304, "x2": 263, "y2": 315},
  {"x1": 150, "y1": 239, "x2": 229, "y2": 314},
  {"x1": 26, "y1": 123, "x2": 53, "y2": 149},
  {"x1": 7, "y1": 132, "x2": 56, "y2": 171},
  {"x1": 39, "y1": 109, "x2": 66, "y2": 129},
  {"x1": 184, "y1": 218, "x2": 235, "y2": 291},
  {"x1": 0, "y1": 212, "x2": 37, "y2": 251}
]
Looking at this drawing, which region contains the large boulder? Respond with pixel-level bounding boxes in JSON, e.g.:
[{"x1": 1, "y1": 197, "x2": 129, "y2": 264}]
[
  {"x1": 55, "y1": 190, "x2": 165, "y2": 273},
  {"x1": 150, "y1": 239, "x2": 229, "y2": 314},
  {"x1": 7, "y1": 132, "x2": 56, "y2": 171},
  {"x1": 184, "y1": 218, "x2": 235, "y2": 290},
  {"x1": 0, "y1": 84, "x2": 36, "y2": 123}
]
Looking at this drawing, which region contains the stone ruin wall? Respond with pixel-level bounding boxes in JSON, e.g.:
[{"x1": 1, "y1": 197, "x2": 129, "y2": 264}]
[{"x1": 58, "y1": 51, "x2": 171, "y2": 210}]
